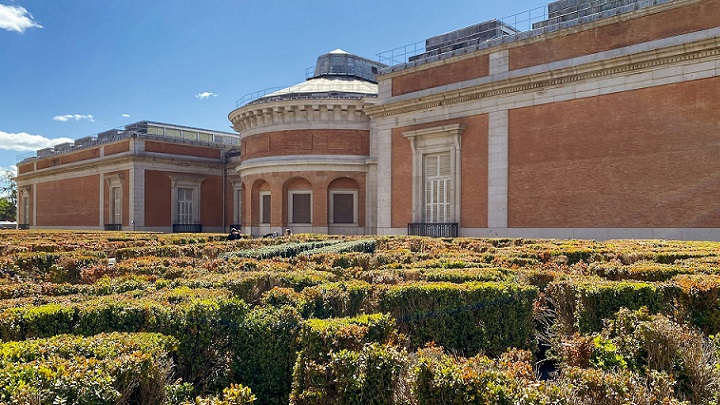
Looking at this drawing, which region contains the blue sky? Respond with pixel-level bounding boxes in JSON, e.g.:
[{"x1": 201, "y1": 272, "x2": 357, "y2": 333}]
[{"x1": 0, "y1": 0, "x2": 545, "y2": 178}]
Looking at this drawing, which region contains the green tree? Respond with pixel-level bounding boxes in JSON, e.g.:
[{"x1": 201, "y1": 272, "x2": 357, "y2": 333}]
[{"x1": 0, "y1": 170, "x2": 17, "y2": 221}]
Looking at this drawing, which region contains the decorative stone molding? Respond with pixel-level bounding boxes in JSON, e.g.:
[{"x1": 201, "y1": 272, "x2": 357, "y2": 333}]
[
  {"x1": 366, "y1": 37, "x2": 720, "y2": 118},
  {"x1": 229, "y1": 98, "x2": 371, "y2": 137},
  {"x1": 403, "y1": 123, "x2": 465, "y2": 223},
  {"x1": 169, "y1": 174, "x2": 205, "y2": 225},
  {"x1": 237, "y1": 155, "x2": 369, "y2": 177},
  {"x1": 377, "y1": 0, "x2": 706, "y2": 78},
  {"x1": 104, "y1": 173, "x2": 124, "y2": 188}
]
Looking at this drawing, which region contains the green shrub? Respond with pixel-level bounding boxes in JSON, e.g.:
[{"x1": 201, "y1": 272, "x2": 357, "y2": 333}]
[
  {"x1": 412, "y1": 347, "x2": 536, "y2": 405},
  {"x1": 421, "y1": 267, "x2": 509, "y2": 283},
  {"x1": 553, "y1": 367, "x2": 682, "y2": 405},
  {"x1": 0, "y1": 289, "x2": 246, "y2": 393},
  {"x1": 0, "y1": 332, "x2": 177, "y2": 404},
  {"x1": 223, "y1": 241, "x2": 342, "y2": 260},
  {"x1": 228, "y1": 306, "x2": 303, "y2": 405},
  {"x1": 291, "y1": 314, "x2": 401, "y2": 405},
  {"x1": 545, "y1": 278, "x2": 674, "y2": 334},
  {"x1": 300, "y1": 239, "x2": 376, "y2": 256},
  {"x1": 225, "y1": 270, "x2": 337, "y2": 304},
  {"x1": 291, "y1": 343, "x2": 406, "y2": 405},
  {"x1": 587, "y1": 261, "x2": 691, "y2": 282},
  {"x1": 297, "y1": 281, "x2": 374, "y2": 319},
  {"x1": 380, "y1": 281, "x2": 537, "y2": 356},
  {"x1": 182, "y1": 384, "x2": 256, "y2": 405},
  {"x1": 673, "y1": 274, "x2": 720, "y2": 334}
]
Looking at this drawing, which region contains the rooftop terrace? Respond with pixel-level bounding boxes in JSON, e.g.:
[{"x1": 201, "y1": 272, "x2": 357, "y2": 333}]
[
  {"x1": 377, "y1": 0, "x2": 677, "y2": 72},
  {"x1": 17, "y1": 121, "x2": 239, "y2": 163}
]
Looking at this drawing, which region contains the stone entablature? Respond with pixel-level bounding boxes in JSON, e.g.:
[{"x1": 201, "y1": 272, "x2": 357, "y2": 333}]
[
  {"x1": 229, "y1": 98, "x2": 370, "y2": 137},
  {"x1": 367, "y1": 32, "x2": 720, "y2": 118}
]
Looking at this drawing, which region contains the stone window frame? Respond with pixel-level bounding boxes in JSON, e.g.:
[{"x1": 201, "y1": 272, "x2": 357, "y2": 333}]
[
  {"x1": 232, "y1": 182, "x2": 243, "y2": 225},
  {"x1": 169, "y1": 175, "x2": 204, "y2": 225},
  {"x1": 259, "y1": 191, "x2": 271, "y2": 225},
  {"x1": 288, "y1": 190, "x2": 313, "y2": 225},
  {"x1": 403, "y1": 123, "x2": 464, "y2": 224},
  {"x1": 105, "y1": 174, "x2": 124, "y2": 225},
  {"x1": 329, "y1": 189, "x2": 358, "y2": 225},
  {"x1": 19, "y1": 186, "x2": 31, "y2": 225}
]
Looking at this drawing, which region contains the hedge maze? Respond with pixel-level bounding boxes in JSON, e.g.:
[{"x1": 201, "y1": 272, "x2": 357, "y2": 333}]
[{"x1": 1, "y1": 231, "x2": 720, "y2": 404}]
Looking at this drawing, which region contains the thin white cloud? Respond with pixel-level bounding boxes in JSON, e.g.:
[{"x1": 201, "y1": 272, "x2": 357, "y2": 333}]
[
  {"x1": 0, "y1": 130, "x2": 74, "y2": 152},
  {"x1": 53, "y1": 114, "x2": 94, "y2": 122},
  {"x1": 0, "y1": 4, "x2": 42, "y2": 33},
  {"x1": 121, "y1": 114, "x2": 131, "y2": 118},
  {"x1": 0, "y1": 165, "x2": 17, "y2": 176},
  {"x1": 195, "y1": 92, "x2": 217, "y2": 99}
]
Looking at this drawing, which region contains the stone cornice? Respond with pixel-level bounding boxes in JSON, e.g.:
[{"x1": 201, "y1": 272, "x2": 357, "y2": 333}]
[
  {"x1": 15, "y1": 152, "x2": 226, "y2": 182},
  {"x1": 229, "y1": 98, "x2": 371, "y2": 136},
  {"x1": 365, "y1": 36, "x2": 720, "y2": 118},
  {"x1": 237, "y1": 155, "x2": 369, "y2": 177}
]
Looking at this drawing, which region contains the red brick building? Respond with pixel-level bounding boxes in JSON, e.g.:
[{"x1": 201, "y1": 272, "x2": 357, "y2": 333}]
[
  {"x1": 227, "y1": 50, "x2": 386, "y2": 236},
  {"x1": 15, "y1": 122, "x2": 240, "y2": 233},
  {"x1": 16, "y1": 0, "x2": 720, "y2": 240},
  {"x1": 368, "y1": 0, "x2": 720, "y2": 240}
]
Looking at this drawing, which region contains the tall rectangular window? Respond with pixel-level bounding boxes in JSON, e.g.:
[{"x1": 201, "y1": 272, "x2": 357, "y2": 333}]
[
  {"x1": 331, "y1": 192, "x2": 356, "y2": 224},
  {"x1": 234, "y1": 188, "x2": 242, "y2": 225},
  {"x1": 177, "y1": 188, "x2": 194, "y2": 224},
  {"x1": 290, "y1": 192, "x2": 311, "y2": 224},
  {"x1": 260, "y1": 192, "x2": 271, "y2": 224},
  {"x1": 424, "y1": 153, "x2": 451, "y2": 223},
  {"x1": 22, "y1": 194, "x2": 29, "y2": 224},
  {"x1": 111, "y1": 187, "x2": 122, "y2": 224}
]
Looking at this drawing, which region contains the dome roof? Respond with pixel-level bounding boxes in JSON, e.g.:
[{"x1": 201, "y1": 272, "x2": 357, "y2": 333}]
[{"x1": 251, "y1": 50, "x2": 387, "y2": 105}]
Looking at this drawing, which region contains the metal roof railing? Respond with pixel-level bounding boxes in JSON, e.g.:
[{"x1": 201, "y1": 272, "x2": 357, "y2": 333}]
[
  {"x1": 17, "y1": 123, "x2": 240, "y2": 164},
  {"x1": 236, "y1": 87, "x2": 289, "y2": 107},
  {"x1": 377, "y1": 0, "x2": 673, "y2": 70},
  {"x1": 377, "y1": 5, "x2": 547, "y2": 67}
]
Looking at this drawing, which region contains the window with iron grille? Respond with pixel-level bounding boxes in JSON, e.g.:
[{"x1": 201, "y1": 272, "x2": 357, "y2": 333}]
[
  {"x1": 424, "y1": 153, "x2": 451, "y2": 223},
  {"x1": 111, "y1": 187, "x2": 122, "y2": 224},
  {"x1": 177, "y1": 188, "x2": 194, "y2": 224}
]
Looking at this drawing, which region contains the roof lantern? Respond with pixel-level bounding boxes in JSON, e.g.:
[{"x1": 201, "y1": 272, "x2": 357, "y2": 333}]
[{"x1": 312, "y1": 49, "x2": 387, "y2": 83}]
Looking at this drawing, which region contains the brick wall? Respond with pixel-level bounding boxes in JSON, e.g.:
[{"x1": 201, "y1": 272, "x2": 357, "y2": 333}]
[
  {"x1": 242, "y1": 171, "x2": 366, "y2": 227},
  {"x1": 200, "y1": 175, "x2": 224, "y2": 227},
  {"x1": 508, "y1": 76, "x2": 720, "y2": 228},
  {"x1": 241, "y1": 129, "x2": 370, "y2": 160},
  {"x1": 145, "y1": 141, "x2": 222, "y2": 159},
  {"x1": 391, "y1": 115, "x2": 488, "y2": 228},
  {"x1": 104, "y1": 140, "x2": 130, "y2": 156},
  {"x1": 35, "y1": 175, "x2": 100, "y2": 226},
  {"x1": 391, "y1": 54, "x2": 490, "y2": 96},
  {"x1": 144, "y1": 170, "x2": 171, "y2": 227},
  {"x1": 509, "y1": 0, "x2": 720, "y2": 70}
]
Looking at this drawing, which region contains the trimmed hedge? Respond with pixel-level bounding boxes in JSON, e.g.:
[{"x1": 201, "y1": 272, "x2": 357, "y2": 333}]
[
  {"x1": 0, "y1": 288, "x2": 243, "y2": 392},
  {"x1": 413, "y1": 347, "x2": 536, "y2": 405},
  {"x1": 545, "y1": 278, "x2": 675, "y2": 334},
  {"x1": 181, "y1": 384, "x2": 256, "y2": 405},
  {"x1": 223, "y1": 241, "x2": 342, "y2": 260},
  {"x1": 379, "y1": 281, "x2": 538, "y2": 356},
  {"x1": 300, "y1": 239, "x2": 376, "y2": 256},
  {"x1": 290, "y1": 314, "x2": 400, "y2": 405},
  {"x1": 421, "y1": 267, "x2": 510, "y2": 283},
  {"x1": 296, "y1": 281, "x2": 374, "y2": 319},
  {"x1": 672, "y1": 274, "x2": 720, "y2": 334},
  {"x1": 228, "y1": 306, "x2": 303, "y2": 405},
  {"x1": 0, "y1": 332, "x2": 177, "y2": 404}
]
